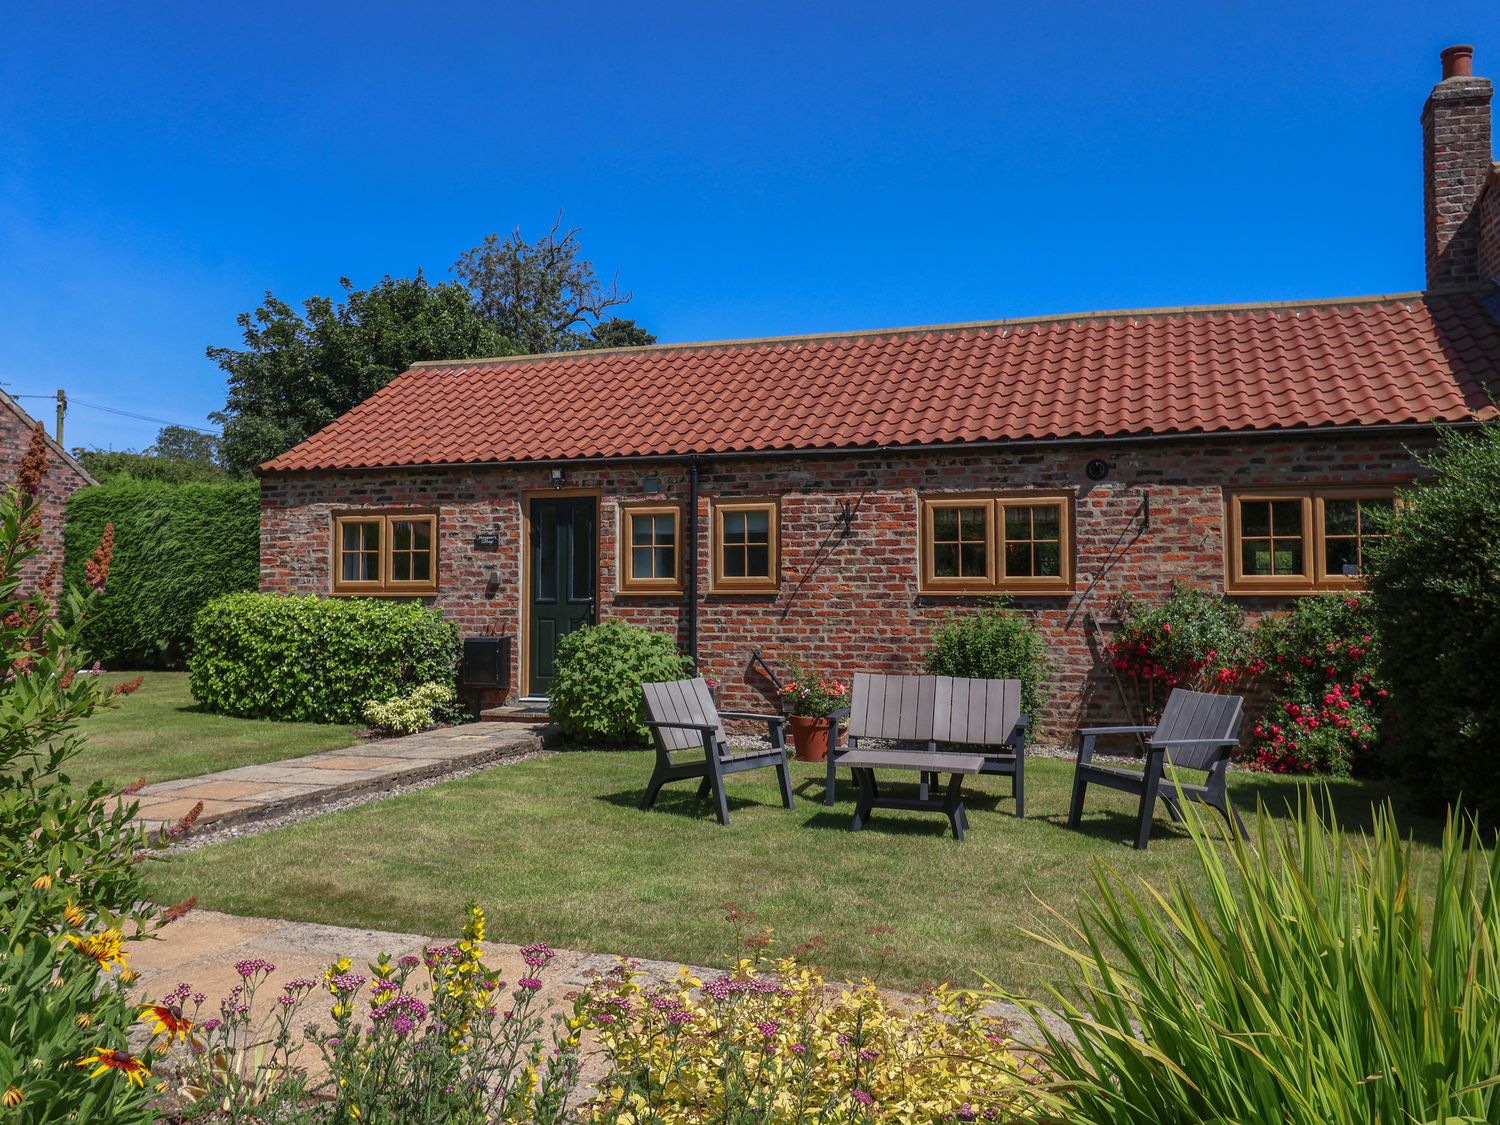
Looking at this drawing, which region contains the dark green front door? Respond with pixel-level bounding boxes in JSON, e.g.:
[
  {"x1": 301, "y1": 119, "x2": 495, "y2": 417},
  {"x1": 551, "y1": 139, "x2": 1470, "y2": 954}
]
[{"x1": 528, "y1": 496, "x2": 597, "y2": 696}]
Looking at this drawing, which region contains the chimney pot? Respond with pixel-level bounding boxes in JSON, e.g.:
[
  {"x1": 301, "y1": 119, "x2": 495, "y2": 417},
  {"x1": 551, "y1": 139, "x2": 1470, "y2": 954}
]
[{"x1": 1441, "y1": 44, "x2": 1475, "y2": 80}]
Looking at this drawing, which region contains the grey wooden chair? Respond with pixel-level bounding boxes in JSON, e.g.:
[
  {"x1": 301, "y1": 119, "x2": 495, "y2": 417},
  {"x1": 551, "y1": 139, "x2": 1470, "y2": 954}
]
[
  {"x1": 1067, "y1": 688, "x2": 1245, "y2": 850},
  {"x1": 639, "y1": 678, "x2": 793, "y2": 827},
  {"x1": 825, "y1": 673, "x2": 1028, "y2": 816}
]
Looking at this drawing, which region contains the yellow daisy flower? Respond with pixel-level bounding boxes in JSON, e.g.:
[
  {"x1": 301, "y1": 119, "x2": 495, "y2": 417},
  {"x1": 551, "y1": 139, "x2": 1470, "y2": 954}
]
[
  {"x1": 77, "y1": 1048, "x2": 150, "y2": 1088},
  {"x1": 65, "y1": 929, "x2": 127, "y2": 973}
]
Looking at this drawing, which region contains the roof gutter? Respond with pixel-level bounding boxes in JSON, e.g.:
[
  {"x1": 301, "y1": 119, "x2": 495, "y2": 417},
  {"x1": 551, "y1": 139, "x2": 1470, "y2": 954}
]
[{"x1": 255, "y1": 420, "x2": 1477, "y2": 477}]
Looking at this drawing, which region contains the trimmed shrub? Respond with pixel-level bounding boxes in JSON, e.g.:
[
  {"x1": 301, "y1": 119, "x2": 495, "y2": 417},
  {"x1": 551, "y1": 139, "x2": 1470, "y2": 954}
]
[
  {"x1": 1369, "y1": 422, "x2": 1500, "y2": 820},
  {"x1": 363, "y1": 682, "x2": 458, "y2": 736},
  {"x1": 1246, "y1": 592, "x2": 1386, "y2": 776},
  {"x1": 189, "y1": 593, "x2": 460, "y2": 723},
  {"x1": 64, "y1": 479, "x2": 259, "y2": 668},
  {"x1": 549, "y1": 621, "x2": 690, "y2": 745},
  {"x1": 923, "y1": 600, "x2": 1048, "y2": 722}
]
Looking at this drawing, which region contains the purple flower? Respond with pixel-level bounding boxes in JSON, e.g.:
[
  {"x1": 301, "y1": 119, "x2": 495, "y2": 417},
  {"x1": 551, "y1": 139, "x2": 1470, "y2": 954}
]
[
  {"x1": 755, "y1": 1019, "x2": 781, "y2": 1039},
  {"x1": 278, "y1": 994, "x2": 297, "y2": 1008},
  {"x1": 789, "y1": 1042, "x2": 806, "y2": 1054},
  {"x1": 329, "y1": 972, "x2": 367, "y2": 992},
  {"x1": 859, "y1": 1048, "x2": 880, "y2": 1061},
  {"x1": 666, "y1": 1009, "x2": 692, "y2": 1026},
  {"x1": 596, "y1": 1013, "x2": 616, "y2": 1024},
  {"x1": 399, "y1": 955, "x2": 421, "y2": 969},
  {"x1": 200, "y1": 1018, "x2": 222, "y2": 1032},
  {"x1": 957, "y1": 1105, "x2": 977, "y2": 1122},
  {"x1": 234, "y1": 958, "x2": 275, "y2": 978},
  {"x1": 851, "y1": 1089, "x2": 875, "y2": 1106},
  {"x1": 517, "y1": 977, "x2": 542, "y2": 991},
  {"x1": 191, "y1": 992, "x2": 206, "y2": 1005}
]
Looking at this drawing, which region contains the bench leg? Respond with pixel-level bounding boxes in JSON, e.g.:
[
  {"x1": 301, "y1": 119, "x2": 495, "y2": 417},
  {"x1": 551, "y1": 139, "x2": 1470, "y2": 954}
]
[
  {"x1": 1135, "y1": 755, "x2": 1165, "y2": 851},
  {"x1": 1013, "y1": 757, "x2": 1026, "y2": 819},
  {"x1": 695, "y1": 775, "x2": 711, "y2": 800},
  {"x1": 824, "y1": 753, "x2": 838, "y2": 806}
]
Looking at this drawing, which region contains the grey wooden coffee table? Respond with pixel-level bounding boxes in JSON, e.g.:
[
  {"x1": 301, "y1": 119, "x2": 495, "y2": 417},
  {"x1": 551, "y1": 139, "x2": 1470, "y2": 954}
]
[{"x1": 838, "y1": 749, "x2": 986, "y2": 841}]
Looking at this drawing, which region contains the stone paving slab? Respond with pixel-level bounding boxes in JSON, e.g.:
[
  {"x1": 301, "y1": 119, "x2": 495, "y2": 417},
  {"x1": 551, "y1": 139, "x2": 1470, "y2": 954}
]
[{"x1": 130, "y1": 722, "x2": 551, "y2": 833}]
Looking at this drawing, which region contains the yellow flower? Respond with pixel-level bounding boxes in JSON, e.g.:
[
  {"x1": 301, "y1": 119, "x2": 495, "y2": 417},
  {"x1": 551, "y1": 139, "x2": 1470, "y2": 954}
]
[
  {"x1": 65, "y1": 929, "x2": 127, "y2": 973},
  {"x1": 139, "y1": 1003, "x2": 194, "y2": 1044},
  {"x1": 30, "y1": 873, "x2": 52, "y2": 891},
  {"x1": 76, "y1": 1012, "x2": 94, "y2": 1029},
  {"x1": 62, "y1": 901, "x2": 87, "y2": 929},
  {"x1": 2, "y1": 1086, "x2": 22, "y2": 1107},
  {"x1": 77, "y1": 1048, "x2": 150, "y2": 1088},
  {"x1": 119, "y1": 968, "x2": 140, "y2": 985}
]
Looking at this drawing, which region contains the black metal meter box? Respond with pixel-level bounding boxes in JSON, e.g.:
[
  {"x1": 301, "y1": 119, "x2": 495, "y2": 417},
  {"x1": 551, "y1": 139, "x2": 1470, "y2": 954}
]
[{"x1": 460, "y1": 637, "x2": 510, "y2": 692}]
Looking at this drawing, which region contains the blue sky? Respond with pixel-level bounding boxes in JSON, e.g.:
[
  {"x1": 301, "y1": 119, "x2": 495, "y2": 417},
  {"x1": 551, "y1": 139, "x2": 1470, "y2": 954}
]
[{"x1": 2, "y1": 1, "x2": 1497, "y2": 452}]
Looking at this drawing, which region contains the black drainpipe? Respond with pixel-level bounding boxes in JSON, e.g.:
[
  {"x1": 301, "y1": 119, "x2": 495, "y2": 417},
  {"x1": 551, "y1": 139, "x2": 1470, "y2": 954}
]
[{"x1": 686, "y1": 458, "x2": 700, "y2": 666}]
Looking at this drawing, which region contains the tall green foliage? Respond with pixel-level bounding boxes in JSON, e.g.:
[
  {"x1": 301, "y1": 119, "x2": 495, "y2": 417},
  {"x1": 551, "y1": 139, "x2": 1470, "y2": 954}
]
[
  {"x1": 64, "y1": 479, "x2": 260, "y2": 669},
  {"x1": 190, "y1": 592, "x2": 460, "y2": 723},
  {"x1": 1369, "y1": 422, "x2": 1500, "y2": 820},
  {"x1": 2, "y1": 426, "x2": 165, "y2": 1123},
  {"x1": 548, "y1": 621, "x2": 690, "y2": 744},
  {"x1": 923, "y1": 601, "x2": 1048, "y2": 721},
  {"x1": 1004, "y1": 798, "x2": 1500, "y2": 1124}
]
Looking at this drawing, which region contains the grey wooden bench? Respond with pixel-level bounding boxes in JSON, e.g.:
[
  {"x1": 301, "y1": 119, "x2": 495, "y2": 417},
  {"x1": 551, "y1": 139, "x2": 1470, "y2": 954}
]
[
  {"x1": 840, "y1": 749, "x2": 986, "y2": 841},
  {"x1": 639, "y1": 678, "x2": 794, "y2": 827},
  {"x1": 824, "y1": 673, "x2": 1027, "y2": 816},
  {"x1": 1067, "y1": 687, "x2": 1245, "y2": 850}
]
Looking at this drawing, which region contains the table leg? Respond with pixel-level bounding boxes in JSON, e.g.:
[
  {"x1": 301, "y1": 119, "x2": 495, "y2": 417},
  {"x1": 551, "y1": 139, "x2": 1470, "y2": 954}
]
[{"x1": 942, "y1": 772, "x2": 968, "y2": 841}]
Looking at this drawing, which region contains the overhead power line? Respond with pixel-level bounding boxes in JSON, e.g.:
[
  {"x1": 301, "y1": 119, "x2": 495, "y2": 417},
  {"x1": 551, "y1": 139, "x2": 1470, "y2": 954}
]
[{"x1": 7, "y1": 393, "x2": 218, "y2": 435}]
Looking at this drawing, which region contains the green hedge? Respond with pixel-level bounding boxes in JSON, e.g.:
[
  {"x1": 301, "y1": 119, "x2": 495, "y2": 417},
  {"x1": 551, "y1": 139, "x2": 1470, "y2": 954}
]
[
  {"x1": 549, "y1": 621, "x2": 691, "y2": 744},
  {"x1": 63, "y1": 479, "x2": 260, "y2": 668},
  {"x1": 189, "y1": 593, "x2": 461, "y2": 723}
]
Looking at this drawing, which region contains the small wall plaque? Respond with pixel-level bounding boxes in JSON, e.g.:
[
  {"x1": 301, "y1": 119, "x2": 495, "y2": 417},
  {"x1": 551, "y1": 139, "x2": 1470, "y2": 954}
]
[{"x1": 474, "y1": 533, "x2": 500, "y2": 550}]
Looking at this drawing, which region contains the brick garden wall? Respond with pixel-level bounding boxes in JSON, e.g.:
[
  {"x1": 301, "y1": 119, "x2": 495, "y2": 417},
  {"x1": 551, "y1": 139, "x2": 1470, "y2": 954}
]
[{"x1": 259, "y1": 431, "x2": 1430, "y2": 739}]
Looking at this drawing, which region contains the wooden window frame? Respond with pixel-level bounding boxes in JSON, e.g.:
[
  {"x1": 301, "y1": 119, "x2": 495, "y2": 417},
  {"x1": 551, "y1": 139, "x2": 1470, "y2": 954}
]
[
  {"x1": 618, "y1": 502, "x2": 685, "y2": 596},
  {"x1": 1225, "y1": 486, "x2": 1397, "y2": 595},
  {"x1": 709, "y1": 498, "x2": 780, "y2": 594},
  {"x1": 331, "y1": 511, "x2": 439, "y2": 596},
  {"x1": 917, "y1": 492, "x2": 1074, "y2": 596}
]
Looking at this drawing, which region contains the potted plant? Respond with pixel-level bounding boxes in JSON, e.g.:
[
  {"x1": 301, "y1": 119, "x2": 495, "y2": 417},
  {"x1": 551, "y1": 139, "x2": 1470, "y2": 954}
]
[{"x1": 780, "y1": 670, "x2": 849, "y2": 762}]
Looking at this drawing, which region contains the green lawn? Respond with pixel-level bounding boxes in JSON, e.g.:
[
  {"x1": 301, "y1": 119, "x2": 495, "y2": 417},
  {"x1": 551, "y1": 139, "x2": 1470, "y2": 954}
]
[
  {"x1": 65, "y1": 672, "x2": 359, "y2": 790},
  {"x1": 144, "y1": 752, "x2": 1447, "y2": 996}
]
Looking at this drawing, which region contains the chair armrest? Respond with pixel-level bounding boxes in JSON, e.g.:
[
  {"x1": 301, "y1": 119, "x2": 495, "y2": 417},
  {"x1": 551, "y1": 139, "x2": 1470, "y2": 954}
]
[
  {"x1": 718, "y1": 711, "x2": 786, "y2": 727},
  {"x1": 645, "y1": 720, "x2": 720, "y2": 734},
  {"x1": 1015, "y1": 713, "x2": 1030, "y2": 731},
  {"x1": 1077, "y1": 724, "x2": 1157, "y2": 737},
  {"x1": 1147, "y1": 738, "x2": 1239, "y2": 750},
  {"x1": 827, "y1": 706, "x2": 851, "y2": 721}
]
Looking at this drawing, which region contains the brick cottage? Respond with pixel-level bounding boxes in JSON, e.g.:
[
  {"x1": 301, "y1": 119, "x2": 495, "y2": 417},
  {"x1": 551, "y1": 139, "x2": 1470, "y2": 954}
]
[
  {"x1": 258, "y1": 46, "x2": 1500, "y2": 735},
  {"x1": 0, "y1": 389, "x2": 94, "y2": 581}
]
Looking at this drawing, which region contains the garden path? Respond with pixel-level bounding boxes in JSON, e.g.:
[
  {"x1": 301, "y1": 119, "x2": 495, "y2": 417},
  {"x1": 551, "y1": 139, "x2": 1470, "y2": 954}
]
[{"x1": 121, "y1": 722, "x2": 551, "y2": 835}]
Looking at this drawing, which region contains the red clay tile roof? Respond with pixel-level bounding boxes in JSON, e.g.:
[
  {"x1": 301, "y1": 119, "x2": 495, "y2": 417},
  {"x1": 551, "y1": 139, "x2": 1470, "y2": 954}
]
[{"x1": 260, "y1": 288, "x2": 1500, "y2": 472}]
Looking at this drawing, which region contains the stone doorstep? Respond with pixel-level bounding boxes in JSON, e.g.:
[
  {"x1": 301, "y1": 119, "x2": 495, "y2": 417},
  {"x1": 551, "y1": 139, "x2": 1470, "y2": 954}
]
[{"x1": 132, "y1": 730, "x2": 553, "y2": 835}]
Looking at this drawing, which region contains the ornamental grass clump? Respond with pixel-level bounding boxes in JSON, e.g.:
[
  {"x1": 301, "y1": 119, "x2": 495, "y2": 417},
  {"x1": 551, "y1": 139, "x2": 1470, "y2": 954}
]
[
  {"x1": 1003, "y1": 796, "x2": 1500, "y2": 1125},
  {"x1": 0, "y1": 423, "x2": 182, "y2": 1123},
  {"x1": 581, "y1": 917, "x2": 1037, "y2": 1123}
]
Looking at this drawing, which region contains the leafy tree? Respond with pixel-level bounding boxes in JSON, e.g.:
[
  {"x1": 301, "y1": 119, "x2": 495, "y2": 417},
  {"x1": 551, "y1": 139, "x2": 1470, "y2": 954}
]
[
  {"x1": 73, "y1": 425, "x2": 228, "y2": 484},
  {"x1": 453, "y1": 216, "x2": 634, "y2": 354},
  {"x1": 207, "y1": 273, "x2": 512, "y2": 475},
  {"x1": 587, "y1": 317, "x2": 657, "y2": 350}
]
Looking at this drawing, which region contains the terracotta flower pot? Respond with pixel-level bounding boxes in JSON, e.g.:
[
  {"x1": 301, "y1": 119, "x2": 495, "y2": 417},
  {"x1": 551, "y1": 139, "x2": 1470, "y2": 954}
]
[{"x1": 788, "y1": 715, "x2": 831, "y2": 762}]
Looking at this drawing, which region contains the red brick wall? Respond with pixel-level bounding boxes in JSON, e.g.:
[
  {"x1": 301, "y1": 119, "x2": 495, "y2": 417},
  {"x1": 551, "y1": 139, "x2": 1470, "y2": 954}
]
[
  {"x1": 0, "y1": 407, "x2": 93, "y2": 583},
  {"x1": 1423, "y1": 73, "x2": 1494, "y2": 290},
  {"x1": 1481, "y1": 170, "x2": 1500, "y2": 284},
  {"x1": 259, "y1": 432, "x2": 1430, "y2": 739}
]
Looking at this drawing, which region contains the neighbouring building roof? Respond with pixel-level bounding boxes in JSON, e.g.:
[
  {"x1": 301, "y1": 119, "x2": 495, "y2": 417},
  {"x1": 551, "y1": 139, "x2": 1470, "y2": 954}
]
[
  {"x1": 0, "y1": 389, "x2": 97, "y2": 486},
  {"x1": 259, "y1": 288, "x2": 1500, "y2": 473}
]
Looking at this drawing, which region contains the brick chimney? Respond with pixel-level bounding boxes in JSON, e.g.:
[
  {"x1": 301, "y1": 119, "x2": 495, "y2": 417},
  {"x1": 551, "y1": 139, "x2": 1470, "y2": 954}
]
[{"x1": 1422, "y1": 45, "x2": 1494, "y2": 289}]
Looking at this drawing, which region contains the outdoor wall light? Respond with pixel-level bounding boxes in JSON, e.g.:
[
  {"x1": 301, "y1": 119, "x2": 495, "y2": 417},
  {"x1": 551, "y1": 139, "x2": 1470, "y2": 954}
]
[
  {"x1": 643, "y1": 473, "x2": 662, "y2": 493},
  {"x1": 549, "y1": 468, "x2": 565, "y2": 489},
  {"x1": 485, "y1": 568, "x2": 502, "y2": 595}
]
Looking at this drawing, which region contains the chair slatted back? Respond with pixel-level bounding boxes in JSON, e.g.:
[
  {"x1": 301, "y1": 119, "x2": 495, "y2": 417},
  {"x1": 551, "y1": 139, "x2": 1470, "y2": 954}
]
[
  {"x1": 846, "y1": 673, "x2": 937, "y2": 742},
  {"x1": 641, "y1": 678, "x2": 725, "y2": 753},
  {"x1": 932, "y1": 677, "x2": 1023, "y2": 747},
  {"x1": 1155, "y1": 689, "x2": 1244, "y2": 771}
]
